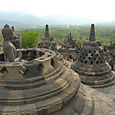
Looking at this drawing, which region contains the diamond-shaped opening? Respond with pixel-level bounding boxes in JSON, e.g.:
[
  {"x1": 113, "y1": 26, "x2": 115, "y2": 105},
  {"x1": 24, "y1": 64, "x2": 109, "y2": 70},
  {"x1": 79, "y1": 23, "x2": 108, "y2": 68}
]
[
  {"x1": 51, "y1": 58, "x2": 55, "y2": 67},
  {"x1": 89, "y1": 50, "x2": 91, "y2": 53},
  {"x1": 96, "y1": 61, "x2": 99, "y2": 64},
  {"x1": 0, "y1": 67, "x2": 8, "y2": 75},
  {"x1": 90, "y1": 61, "x2": 93, "y2": 65}
]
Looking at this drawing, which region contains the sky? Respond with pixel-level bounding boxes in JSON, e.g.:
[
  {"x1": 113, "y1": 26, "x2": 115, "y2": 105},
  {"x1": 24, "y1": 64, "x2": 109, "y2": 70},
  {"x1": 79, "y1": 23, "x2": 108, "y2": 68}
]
[{"x1": 0, "y1": 0, "x2": 115, "y2": 21}]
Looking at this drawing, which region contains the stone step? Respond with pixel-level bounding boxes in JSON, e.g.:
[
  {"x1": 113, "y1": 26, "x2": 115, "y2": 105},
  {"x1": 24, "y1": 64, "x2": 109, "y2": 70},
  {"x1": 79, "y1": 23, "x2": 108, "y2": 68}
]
[
  {"x1": 75, "y1": 65, "x2": 111, "y2": 76},
  {"x1": 44, "y1": 67, "x2": 61, "y2": 79},
  {"x1": 2, "y1": 80, "x2": 46, "y2": 90},
  {"x1": 80, "y1": 72, "x2": 113, "y2": 81},
  {"x1": 0, "y1": 67, "x2": 63, "y2": 90},
  {"x1": 45, "y1": 68, "x2": 64, "y2": 82},
  {"x1": 81, "y1": 76, "x2": 115, "y2": 88},
  {"x1": 90, "y1": 79, "x2": 115, "y2": 88},
  {"x1": 0, "y1": 67, "x2": 61, "y2": 85},
  {"x1": 0, "y1": 71, "x2": 72, "y2": 105}
]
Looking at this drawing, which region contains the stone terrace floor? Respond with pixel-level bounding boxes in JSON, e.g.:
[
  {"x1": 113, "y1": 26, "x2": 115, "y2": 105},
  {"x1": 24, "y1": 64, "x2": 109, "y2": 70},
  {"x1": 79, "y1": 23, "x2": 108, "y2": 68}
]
[
  {"x1": 66, "y1": 62, "x2": 115, "y2": 115},
  {"x1": 85, "y1": 83, "x2": 115, "y2": 115}
]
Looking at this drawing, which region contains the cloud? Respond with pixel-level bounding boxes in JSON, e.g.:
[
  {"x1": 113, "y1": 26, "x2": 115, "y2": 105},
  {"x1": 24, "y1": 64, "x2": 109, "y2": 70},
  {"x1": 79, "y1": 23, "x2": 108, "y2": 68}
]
[{"x1": 0, "y1": 0, "x2": 115, "y2": 21}]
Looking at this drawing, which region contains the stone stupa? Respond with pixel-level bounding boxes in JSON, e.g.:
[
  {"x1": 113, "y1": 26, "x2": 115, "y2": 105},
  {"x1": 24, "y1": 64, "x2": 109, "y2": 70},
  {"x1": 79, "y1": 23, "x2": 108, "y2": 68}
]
[
  {"x1": 108, "y1": 42, "x2": 115, "y2": 70},
  {"x1": 61, "y1": 32, "x2": 77, "y2": 49},
  {"x1": 38, "y1": 24, "x2": 57, "y2": 51},
  {"x1": 11, "y1": 26, "x2": 22, "y2": 49},
  {"x1": 72, "y1": 24, "x2": 115, "y2": 88},
  {"x1": 58, "y1": 33, "x2": 78, "y2": 61}
]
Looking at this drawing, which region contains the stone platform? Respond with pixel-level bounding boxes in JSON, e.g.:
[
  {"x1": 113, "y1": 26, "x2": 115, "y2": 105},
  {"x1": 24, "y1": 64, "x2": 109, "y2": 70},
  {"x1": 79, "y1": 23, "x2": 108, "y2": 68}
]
[
  {"x1": 0, "y1": 48, "x2": 114, "y2": 115},
  {"x1": 88, "y1": 83, "x2": 115, "y2": 115},
  {"x1": 0, "y1": 48, "x2": 94, "y2": 115}
]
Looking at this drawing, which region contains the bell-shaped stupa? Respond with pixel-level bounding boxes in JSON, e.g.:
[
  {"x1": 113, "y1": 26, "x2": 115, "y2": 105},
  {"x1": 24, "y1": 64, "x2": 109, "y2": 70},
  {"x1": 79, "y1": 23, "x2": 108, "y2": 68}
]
[
  {"x1": 38, "y1": 24, "x2": 57, "y2": 51},
  {"x1": 58, "y1": 33, "x2": 78, "y2": 61},
  {"x1": 72, "y1": 24, "x2": 115, "y2": 88}
]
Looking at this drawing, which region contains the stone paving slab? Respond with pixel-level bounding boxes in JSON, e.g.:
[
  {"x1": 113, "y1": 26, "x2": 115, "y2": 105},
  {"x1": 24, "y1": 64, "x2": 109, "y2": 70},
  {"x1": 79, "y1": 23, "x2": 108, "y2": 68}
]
[{"x1": 85, "y1": 84, "x2": 115, "y2": 115}]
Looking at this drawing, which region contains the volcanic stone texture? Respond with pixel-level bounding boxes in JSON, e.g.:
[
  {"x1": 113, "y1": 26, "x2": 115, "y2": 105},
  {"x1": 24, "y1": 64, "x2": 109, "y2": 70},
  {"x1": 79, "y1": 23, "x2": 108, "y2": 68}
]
[{"x1": 0, "y1": 48, "x2": 94, "y2": 115}]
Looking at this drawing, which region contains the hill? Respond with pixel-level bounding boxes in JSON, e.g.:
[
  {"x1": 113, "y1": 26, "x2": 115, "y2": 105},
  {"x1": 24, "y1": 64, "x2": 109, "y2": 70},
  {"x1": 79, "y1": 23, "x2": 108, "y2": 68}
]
[
  {"x1": 0, "y1": 11, "x2": 45, "y2": 28},
  {"x1": 0, "y1": 11, "x2": 115, "y2": 28}
]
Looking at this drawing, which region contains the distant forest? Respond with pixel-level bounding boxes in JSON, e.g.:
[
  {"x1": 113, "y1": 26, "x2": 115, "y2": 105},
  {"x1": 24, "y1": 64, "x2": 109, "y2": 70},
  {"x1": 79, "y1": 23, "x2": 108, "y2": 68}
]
[{"x1": 0, "y1": 25, "x2": 115, "y2": 47}]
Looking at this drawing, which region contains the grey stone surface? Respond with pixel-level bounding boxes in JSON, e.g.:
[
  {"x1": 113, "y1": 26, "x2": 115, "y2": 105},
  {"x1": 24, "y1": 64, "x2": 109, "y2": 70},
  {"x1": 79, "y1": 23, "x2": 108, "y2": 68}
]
[
  {"x1": 11, "y1": 38, "x2": 22, "y2": 49},
  {"x1": 108, "y1": 42, "x2": 115, "y2": 71},
  {"x1": 89, "y1": 24, "x2": 95, "y2": 41},
  {"x1": 2, "y1": 24, "x2": 22, "y2": 62},
  {"x1": 11, "y1": 26, "x2": 22, "y2": 49},
  {"x1": 87, "y1": 83, "x2": 115, "y2": 115}
]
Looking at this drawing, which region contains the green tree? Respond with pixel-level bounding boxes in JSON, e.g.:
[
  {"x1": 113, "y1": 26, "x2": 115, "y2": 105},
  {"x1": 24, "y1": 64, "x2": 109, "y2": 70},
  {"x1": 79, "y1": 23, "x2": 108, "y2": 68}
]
[{"x1": 21, "y1": 32, "x2": 39, "y2": 48}]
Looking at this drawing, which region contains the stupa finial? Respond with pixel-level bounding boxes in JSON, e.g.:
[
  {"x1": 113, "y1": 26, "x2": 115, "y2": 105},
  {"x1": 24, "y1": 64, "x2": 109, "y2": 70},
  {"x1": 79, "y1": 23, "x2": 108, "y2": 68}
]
[
  {"x1": 45, "y1": 24, "x2": 50, "y2": 38},
  {"x1": 70, "y1": 32, "x2": 71, "y2": 36},
  {"x1": 89, "y1": 24, "x2": 95, "y2": 41},
  {"x1": 68, "y1": 32, "x2": 72, "y2": 39}
]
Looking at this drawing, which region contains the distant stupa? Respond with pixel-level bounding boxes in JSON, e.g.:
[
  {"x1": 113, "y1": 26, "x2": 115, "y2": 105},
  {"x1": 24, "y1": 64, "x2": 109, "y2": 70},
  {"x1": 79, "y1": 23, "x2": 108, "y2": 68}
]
[
  {"x1": 38, "y1": 24, "x2": 57, "y2": 51},
  {"x1": 68, "y1": 32, "x2": 72, "y2": 40},
  {"x1": 61, "y1": 32, "x2": 77, "y2": 49}
]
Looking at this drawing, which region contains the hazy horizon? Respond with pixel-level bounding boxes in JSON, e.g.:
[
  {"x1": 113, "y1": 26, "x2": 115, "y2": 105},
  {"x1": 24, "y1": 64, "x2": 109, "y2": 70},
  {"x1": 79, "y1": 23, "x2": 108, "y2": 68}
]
[{"x1": 0, "y1": 0, "x2": 115, "y2": 22}]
